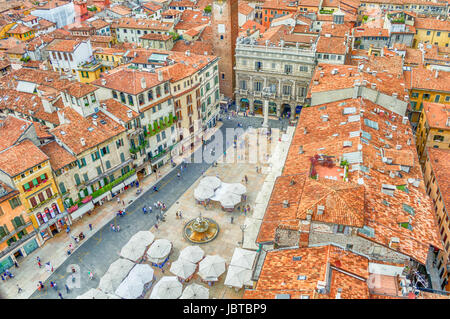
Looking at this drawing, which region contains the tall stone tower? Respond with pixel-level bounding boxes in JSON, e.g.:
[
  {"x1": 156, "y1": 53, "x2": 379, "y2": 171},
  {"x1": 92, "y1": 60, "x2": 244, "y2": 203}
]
[{"x1": 211, "y1": 0, "x2": 238, "y2": 100}]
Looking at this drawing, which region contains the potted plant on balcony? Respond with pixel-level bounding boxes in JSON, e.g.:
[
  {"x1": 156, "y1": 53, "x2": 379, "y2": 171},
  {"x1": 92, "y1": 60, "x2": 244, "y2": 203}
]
[{"x1": 82, "y1": 195, "x2": 93, "y2": 204}]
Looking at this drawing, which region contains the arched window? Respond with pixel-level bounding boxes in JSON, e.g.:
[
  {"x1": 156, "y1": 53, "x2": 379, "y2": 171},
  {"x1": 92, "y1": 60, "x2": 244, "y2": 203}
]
[
  {"x1": 164, "y1": 83, "x2": 169, "y2": 94},
  {"x1": 148, "y1": 90, "x2": 153, "y2": 101},
  {"x1": 13, "y1": 216, "x2": 23, "y2": 228},
  {"x1": 120, "y1": 92, "x2": 126, "y2": 103},
  {"x1": 105, "y1": 160, "x2": 111, "y2": 169},
  {"x1": 36, "y1": 212, "x2": 44, "y2": 225},
  {"x1": 74, "y1": 174, "x2": 81, "y2": 185},
  {"x1": 128, "y1": 94, "x2": 134, "y2": 106},
  {"x1": 138, "y1": 94, "x2": 144, "y2": 106},
  {"x1": 59, "y1": 182, "x2": 66, "y2": 194},
  {"x1": 52, "y1": 203, "x2": 60, "y2": 215},
  {"x1": 156, "y1": 86, "x2": 161, "y2": 97}
]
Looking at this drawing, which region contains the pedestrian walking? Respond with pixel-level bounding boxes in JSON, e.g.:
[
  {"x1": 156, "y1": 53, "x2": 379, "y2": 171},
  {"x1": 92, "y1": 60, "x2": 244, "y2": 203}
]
[
  {"x1": 14, "y1": 261, "x2": 19, "y2": 268},
  {"x1": 37, "y1": 256, "x2": 41, "y2": 263},
  {"x1": 116, "y1": 225, "x2": 120, "y2": 232},
  {"x1": 58, "y1": 292, "x2": 63, "y2": 299},
  {"x1": 39, "y1": 281, "x2": 44, "y2": 289},
  {"x1": 110, "y1": 224, "x2": 114, "y2": 231},
  {"x1": 17, "y1": 284, "x2": 22, "y2": 294},
  {"x1": 50, "y1": 281, "x2": 57, "y2": 290},
  {"x1": 89, "y1": 224, "x2": 93, "y2": 231},
  {"x1": 244, "y1": 175, "x2": 248, "y2": 184},
  {"x1": 230, "y1": 216, "x2": 234, "y2": 224},
  {"x1": 37, "y1": 261, "x2": 42, "y2": 268},
  {"x1": 154, "y1": 223, "x2": 158, "y2": 230},
  {"x1": 1, "y1": 274, "x2": 4, "y2": 281},
  {"x1": 179, "y1": 211, "x2": 182, "y2": 219},
  {"x1": 177, "y1": 172, "x2": 181, "y2": 179},
  {"x1": 117, "y1": 197, "x2": 121, "y2": 205},
  {"x1": 175, "y1": 211, "x2": 179, "y2": 219},
  {"x1": 143, "y1": 207, "x2": 147, "y2": 214},
  {"x1": 65, "y1": 284, "x2": 70, "y2": 294}
]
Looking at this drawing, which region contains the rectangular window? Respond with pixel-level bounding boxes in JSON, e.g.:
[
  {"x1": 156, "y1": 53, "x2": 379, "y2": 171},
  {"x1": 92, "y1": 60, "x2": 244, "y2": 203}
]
[
  {"x1": 45, "y1": 188, "x2": 53, "y2": 198},
  {"x1": 91, "y1": 151, "x2": 100, "y2": 161},
  {"x1": 9, "y1": 197, "x2": 21, "y2": 209}
]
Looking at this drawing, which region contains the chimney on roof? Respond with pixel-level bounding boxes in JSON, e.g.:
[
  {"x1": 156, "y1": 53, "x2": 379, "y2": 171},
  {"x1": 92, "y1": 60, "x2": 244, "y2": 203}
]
[
  {"x1": 141, "y1": 77, "x2": 146, "y2": 89},
  {"x1": 80, "y1": 137, "x2": 86, "y2": 146},
  {"x1": 185, "y1": 50, "x2": 190, "y2": 56},
  {"x1": 434, "y1": 69, "x2": 439, "y2": 78},
  {"x1": 157, "y1": 70, "x2": 163, "y2": 82},
  {"x1": 92, "y1": 119, "x2": 97, "y2": 126},
  {"x1": 101, "y1": 78, "x2": 106, "y2": 85},
  {"x1": 127, "y1": 110, "x2": 132, "y2": 119}
]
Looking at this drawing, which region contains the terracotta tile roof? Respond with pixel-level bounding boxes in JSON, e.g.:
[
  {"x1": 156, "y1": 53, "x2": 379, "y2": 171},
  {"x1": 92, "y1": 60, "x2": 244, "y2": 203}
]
[
  {"x1": 51, "y1": 107, "x2": 125, "y2": 155},
  {"x1": 257, "y1": 97, "x2": 442, "y2": 264},
  {"x1": 405, "y1": 66, "x2": 450, "y2": 92},
  {"x1": 310, "y1": 63, "x2": 409, "y2": 102},
  {"x1": 162, "y1": 9, "x2": 182, "y2": 17},
  {"x1": 244, "y1": 245, "x2": 370, "y2": 299},
  {"x1": 423, "y1": 44, "x2": 450, "y2": 63},
  {"x1": 90, "y1": 35, "x2": 113, "y2": 43},
  {"x1": 0, "y1": 115, "x2": 32, "y2": 151},
  {"x1": 316, "y1": 35, "x2": 347, "y2": 54},
  {"x1": 63, "y1": 81, "x2": 98, "y2": 98},
  {"x1": 238, "y1": 2, "x2": 254, "y2": 15},
  {"x1": 108, "y1": 5, "x2": 132, "y2": 16},
  {"x1": 174, "y1": 9, "x2": 210, "y2": 31},
  {"x1": 168, "y1": 0, "x2": 197, "y2": 7},
  {"x1": 423, "y1": 101, "x2": 450, "y2": 130},
  {"x1": 0, "y1": 139, "x2": 48, "y2": 177},
  {"x1": 91, "y1": 68, "x2": 167, "y2": 95},
  {"x1": 404, "y1": 48, "x2": 422, "y2": 66},
  {"x1": 0, "y1": 181, "x2": 18, "y2": 203},
  {"x1": 240, "y1": 20, "x2": 267, "y2": 34},
  {"x1": 172, "y1": 39, "x2": 213, "y2": 55},
  {"x1": 353, "y1": 27, "x2": 389, "y2": 38},
  {"x1": 321, "y1": 22, "x2": 352, "y2": 37},
  {"x1": 7, "y1": 23, "x2": 33, "y2": 34},
  {"x1": 414, "y1": 17, "x2": 450, "y2": 32},
  {"x1": 46, "y1": 39, "x2": 82, "y2": 52},
  {"x1": 184, "y1": 28, "x2": 201, "y2": 37},
  {"x1": 139, "y1": 32, "x2": 172, "y2": 41},
  {"x1": 99, "y1": 98, "x2": 139, "y2": 123},
  {"x1": 6, "y1": 42, "x2": 27, "y2": 55},
  {"x1": 39, "y1": 140, "x2": 76, "y2": 171},
  {"x1": 33, "y1": 121, "x2": 52, "y2": 139},
  {"x1": 113, "y1": 17, "x2": 173, "y2": 31},
  {"x1": 142, "y1": 2, "x2": 162, "y2": 12},
  {"x1": 0, "y1": 38, "x2": 22, "y2": 51},
  {"x1": 21, "y1": 14, "x2": 38, "y2": 22},
  {"x1": 0, "y1": 89, "x2": 60, "y2": 125},
  {"x1": 89, "y1": 19, "x2": 110, "y2": 30}
]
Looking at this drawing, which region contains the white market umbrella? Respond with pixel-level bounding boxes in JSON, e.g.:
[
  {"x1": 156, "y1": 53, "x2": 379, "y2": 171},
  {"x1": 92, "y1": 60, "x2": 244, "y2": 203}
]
[
  {"x1": 170, "y1": 259, "x2": 197, "y2": 280},
  {"x1": 98, "y1": 258, "x2": 135, "y2": 293},
  {"x1": 147, "y1": 239, "x2": 172, "y2": 264},
  {"x1": 115, "y1": 275, "x2": 145, "y2": 299},
  {"x1": 198, "y1": 255, "x2": 226, "y2": 282},
  {"x1": 227, "y1": 183, "x2": 247, "y2": 195},
  {"x1": 120, "y1": 240, "x2": 148, "y2": 262},
  {"x1": 180, "y1": 283, "x2": 210, "y2": 299},
  {"x1": 224, "y1": 265, "x2": 253, "y2": 289},
  {"x1": 150, "y1": 276, "x2": 182, "y2": 299},
  {"x1": 128, "y1": 264, "x2": 155, "y2": 285},
  {"x1": 219, "y1": 193, "x2": 241, "y2": 209},
  {"x1": 199, "y1": 176, "x2": 222, "y2": 190},
  {"x1": 194, "y1": 185, "x2": 215, "y2": 201},
  {"x1": 230, "y1": 248, "x2": 257, "y2": 270},
  {"x1": 179, "y1": 245, "x2": 205, "y2": 264},
  {"x1": 130, "y1": 231, "x2": 155, "y2": 246}
]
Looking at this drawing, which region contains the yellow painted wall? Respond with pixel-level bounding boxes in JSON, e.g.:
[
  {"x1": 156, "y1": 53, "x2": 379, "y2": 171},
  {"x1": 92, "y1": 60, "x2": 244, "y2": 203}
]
[
  {"x1": 78, "y1": 67, "x2": 102, "y2": 83},
  {"x1": 409, "y1": 89, "x2": 450, "y2": 123},
  {"x1": 0, "y1": 194, "x2": 34, "y2": 251},
  {"x1": 414, "y1": 29, "x2": 450, "y2": 48},
  {"x1": 6, "y1": 30, "x2": 35, "y2": 41},
  {"x1": 11, "y1": 160, "x2": 64, "y2": 229},
  {"x1": 0, "y1": 23, "x2": 15, "y2": 39}
]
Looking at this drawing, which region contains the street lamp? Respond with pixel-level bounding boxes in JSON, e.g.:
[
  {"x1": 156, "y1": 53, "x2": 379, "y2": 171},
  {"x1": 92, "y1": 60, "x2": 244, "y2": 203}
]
[{"x1": 240, "y1": 224, "x2": 247, "y2": 247}]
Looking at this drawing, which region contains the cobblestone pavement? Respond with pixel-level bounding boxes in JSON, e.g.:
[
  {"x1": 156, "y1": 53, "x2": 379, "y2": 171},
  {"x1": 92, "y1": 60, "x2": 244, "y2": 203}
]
[{"x1": 3, "y1": 114, "x2": 289, "y2": 299}]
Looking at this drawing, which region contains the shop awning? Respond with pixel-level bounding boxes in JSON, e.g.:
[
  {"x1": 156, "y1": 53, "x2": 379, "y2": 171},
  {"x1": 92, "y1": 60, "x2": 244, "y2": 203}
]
[
  {"x1": 123, "y1": 174, "x2": 138, "y2": 186},
  {"x1": 70, "y1": 201, "x2": 94, "y2": 220},
  {"x1": 111, "y1": 183, "x2": 125, "y2": 194},
  {"x1": 92, "y1": 191, "x2": 110, "y2": 204}
]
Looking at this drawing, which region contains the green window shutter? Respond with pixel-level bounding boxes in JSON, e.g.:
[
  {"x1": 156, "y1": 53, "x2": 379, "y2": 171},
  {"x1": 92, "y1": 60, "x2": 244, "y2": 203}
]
[
  {"x1": 82, "y1": 158, "x2": 86, "y2": 166},
  {"x1": 91, "y1": 153, "x2": 95, "y2": 161},
  {"x1": 23, "y1": 183, "x2": 30, "y2": 191},
  {"x1": 106, "y1": 146, "x2": 110, "y2": 154},
  {"x1": 11, "y1": 218, "x2": 18, "y2": 229},
  {"x1": 77, "y1": 160, "x2": 81, "y2": 168},
  {"x1": 96, "y1": 151, "x2": 100, "y2": 159},
  {"x1": 41, "y1": 174, "x2": 46, "y2": 180},
  {"x1": 32, "y1": 179, "x2": 38, "y2": 186},
  {"x1": 19, "y1": 215, "x2": 25, "y2": 226}
]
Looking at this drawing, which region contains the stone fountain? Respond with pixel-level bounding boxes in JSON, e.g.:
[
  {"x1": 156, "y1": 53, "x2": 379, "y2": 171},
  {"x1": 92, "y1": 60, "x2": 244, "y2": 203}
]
[{"x1": 183, "y1": 213, "x2": 219, "y2": 244}]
